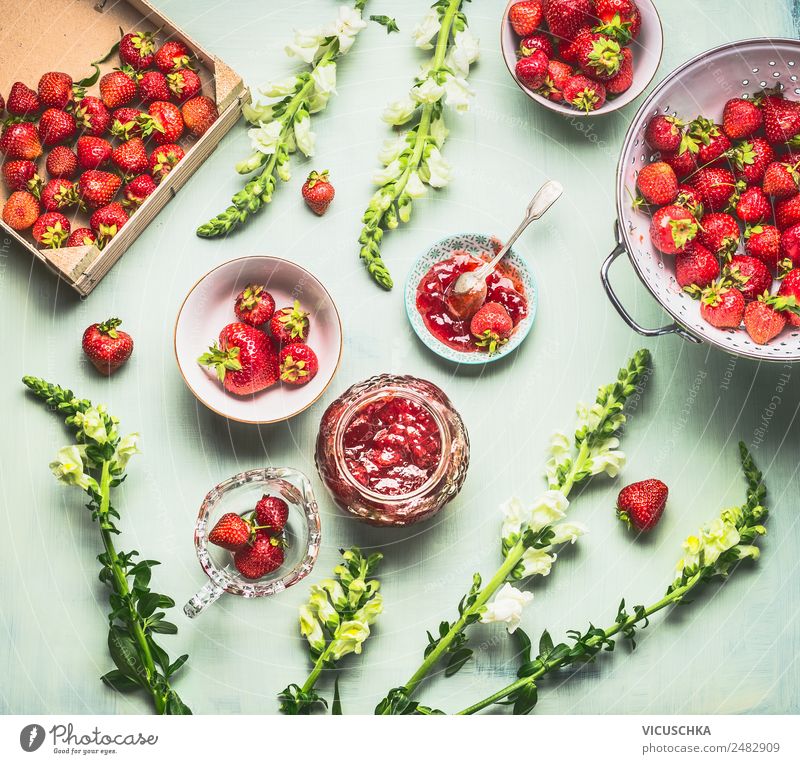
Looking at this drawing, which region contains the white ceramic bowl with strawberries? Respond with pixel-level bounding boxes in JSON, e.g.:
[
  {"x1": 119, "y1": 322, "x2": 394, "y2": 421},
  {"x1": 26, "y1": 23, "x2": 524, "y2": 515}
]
[
  {"x1": 174, "y1": 256, "x2": 342, "y2": 423},
  {"x1": 500, "y1": 0, "x2": 663, "y2": 116}
]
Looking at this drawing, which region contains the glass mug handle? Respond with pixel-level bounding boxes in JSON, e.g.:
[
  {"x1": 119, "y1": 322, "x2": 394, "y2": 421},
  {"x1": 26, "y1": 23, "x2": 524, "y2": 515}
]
[{"x1": 184, "y1": 580, "x2": 225, "y2": 618}]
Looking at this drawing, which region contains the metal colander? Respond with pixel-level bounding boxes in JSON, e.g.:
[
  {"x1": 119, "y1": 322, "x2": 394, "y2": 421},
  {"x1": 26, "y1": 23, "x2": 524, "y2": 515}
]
[{"x1": 601, "y1": 38, "x2": 800, "y2": 362}]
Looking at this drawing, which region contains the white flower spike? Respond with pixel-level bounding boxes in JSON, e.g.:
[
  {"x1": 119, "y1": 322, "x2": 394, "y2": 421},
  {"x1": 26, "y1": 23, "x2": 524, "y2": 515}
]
[{"x1": 480, "y1": 583, "x2": 533, "y2": 634}]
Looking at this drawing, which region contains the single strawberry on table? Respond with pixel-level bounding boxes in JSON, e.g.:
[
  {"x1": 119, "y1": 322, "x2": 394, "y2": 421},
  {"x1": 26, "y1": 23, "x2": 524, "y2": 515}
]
[
  {"x1": 90, "y1": 203, "x2": 128, "y2": 244},
  {"x1": 1, "y1": 191, "x2": 39, "y2": 230},
  {"x1": 32, "y1": 211, "x2": 70, "y2": 248},
  {"x1": 516, "y1": 50, "x2": 549, "y2": 90},
  {"x1": 2, "y1": 160, "x2": 38, "y2": 192},
  {"x1": 649, "y1": 204, "x2": 698, "y2": 255},
  {"x1": 46, "y1": 145, "x2": 78, "y2": 179},
  {"x1": 636, "y1": 161, "x2": 678, "y2": 206},
  {"x1": 509, "y1": 0, "x2": 543, "y2": 36},
  {"x1": 119, "y1": 30, "x2": 156, "y2": 70},
  {"x1": 301, "y1": 169, "x2": 335, "y2": 215},
  {"x1": 616, "y1": 478, "x2": 668, "y2": 532},
  {"x1": 198, "y1": 322, "x2": 279, "y2": 396},
  {"x1": 181, "y1": 95, "x2": 218, "y2": 137},
  {"x1": 233, "y1": 533, "x2": 285, "y2": 580},
  {"x1": 0, "y1": 122, "x2": 43, "y2": 160},
  {"x1": 6, "y1": 82, "x2": 40, "y2": 116},
  {"x1": 149, "y1": 143, "x2": 185, "y2": 183},
  {"x1": 699, "y1": 280, "x2": 745, "y2": 328},
  {"x1": 208, "y1": 512, "x2": 252, "y2": 551},
  {"x1": 82, "y1": 317, "x2": 134, "y2": 375},
  {"x1": 254, "y1": 496, "x2": 289, "y2": 533},
  {"x1": 76, "y1": 136, "x2": 113, "y2": 170},
  {"x1": 270, "y1": 301, "x2": 311, "y2": 345},
  {"x1": 234, "y1": 284, "x2": 276, "y2": 327},
  {"x1": 279, "y1": 343, "x2": 319, "y2": 385},
  {"x1": 470, "y1": 301, "x2": 513, "y2": 355}
]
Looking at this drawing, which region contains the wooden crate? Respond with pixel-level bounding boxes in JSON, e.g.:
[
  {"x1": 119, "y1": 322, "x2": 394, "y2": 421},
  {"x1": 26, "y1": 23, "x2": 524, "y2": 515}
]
[{"x1": 0, "y1": 0, "x2": 249, "y2": 295}]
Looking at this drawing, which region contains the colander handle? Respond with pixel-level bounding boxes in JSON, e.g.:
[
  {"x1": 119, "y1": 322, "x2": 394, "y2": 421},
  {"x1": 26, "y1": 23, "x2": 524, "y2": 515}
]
[{"x1": 600, "y1": 236, "x2": 701, "y2": 344}]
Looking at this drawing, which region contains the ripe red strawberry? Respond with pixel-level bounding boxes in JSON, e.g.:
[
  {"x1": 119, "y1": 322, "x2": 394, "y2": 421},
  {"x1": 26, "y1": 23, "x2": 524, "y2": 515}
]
[
  {"x1": 208, "y1": 512, "x2": 251, "y2": 551},
  {"x1": 38, "y1": 108, "x2": 77, "y2": 146},
  {"x1": 779, "y1": 222, "x2": 800, "y2": 271},
  {"x1": 1, "y1": 191, "x2": 40, "y2": 230},
  {"x1": 99, "y1": 70, "x2": 138, "y2": 109},
  {"x1": 32, "y1": 211, "x2": 70, "y2": 248},
  {"x1": 743, "y1": 296, "x2": 787, "y2": 344},
  {"x1": 66, "y1": 227, "x2": 96, "y2": 248},
  {"x1": 78, "y1": 170, "x2": 122, "y2": 209},
  {"x1": 76, "y1": 136, "x2": 113, "y2": 169},
  {"x1": 0, "y1": 122, "x2": 42, "y2": 160},
  {"x1": 121, "y1": 174, "x2": 157, "y2": 206},
  {"x1": 730, "y1": 137, "x2": 773, "y2": 185},
  {"x1": 596, "y1": 0, "x2": 641, "y2": 40},
  {"x1": 270, "y1": 301, "x2": 310, "y2": 345},
  {"x1": 616, "y1": 478, "x2": 667, "y2": 531},
  {"x1": 636, "y1": 161, "x2": 678, "y2": 206},
  {"x1": 775, "y1": 193, "x2": 800, "y2": 230},
  {"x1": 762, "y1": 160, "x2": 799, "y2": 199},
  {"x1": 562, "y1": 73, "x2": 606, "y2": 111},
  {"x1": 470, "y1": 301, "x2": 513, "y2": 354},
  {"x1": 692, "y1": 167, "x2": 737, "y2": 212},
  {"x1": 37, "y1": 72, "x2": 74, "y2": 109},
  {"x1": 235, "y1": 284, "x2": 276, "y2": 327},
  {"x1": 90, "y1": 203, "x2": 128, "y2": 243},
  {"x1": 538, "y1": 60, "x2": 573, "y2": 101},
  {"x1": 2, "y1": 160, "x2": 38, "y2": 192},
  {"x1": 46, "y1": 146, "x2": 78, "y2": 179},
  {"x1": 735, "y1": 186, "x2": 771, "y2": 224},
  {"x1": 138, "y1": 71, "x2": 170, "y2": 104},
  {"x1": 198, "y1": 322, "x2": 279, "y2": 396},
  {"x1": 167, "y1": 68, "x2": 202, "y2": 102},
  {"x1": 73, "y1": 96, "x2": 112, "y2": 137},
  {"x1": 675, "y1": 184, "x2": 704, "y2": 219},
  {"x1": 110, "y1": 107, "x2": 163, "y2": 140},
  {"x1": 675, "y1": 241, "x2": 719, "y2": 291},
  {"x1": 544, "y1": 0, "x2": 592, "y2": 41},
  {"x1": 725, "y1": 254, "x2": 772, "y2": 302},
  {"x1": 515, "y1": 51, "x2": 549, "y2": 90},
  {"x1": 518, "y1": 32, "x2": 553, "y2": 59},
  {"x1": 6, "y1": 82, "x2": 40, "y2": 116},
  {"x1": 149, "y1": 101, "x2": 184, "y2": 144},
  {"x1": 644, "y1": 115, "x2": 684, "y2": 153},
  {"x1": 181, "y1": 95, "x2": 218, "y2": 137},
  {"x1": 508, "y1": 0, "x2": 543, "y2": 35},
  {"x1": 279, "y1": 343, "x2": 319, "y2": 385},
  {"x1": 301, "y1": 169, "x2": 335, "y2": 215},
  {"x1": 661, "y1": 147, "x2": 698, "y2": 179},
  {"x1": 557, "y1": 28, "x2": 591, "y2": 64},
  {"x1": 111, "y1": 137, "x2": 148, "y2": 175},
  {"x1": 778, "y1": 268, "x2": 800, "y2": 326},
  {"x1": 722, "y1": 97, "x2": 763, "y2": 139},
  {"x1": 233, "y1": 533, "x2": 284, "y2": 580},
  {"x1": 650, "y1": 204, "x2": 698, "y2": 255},
  {"x1": 255, "y1": 496, "x2": 289, "y2": 533},
  {"x1": 82, "y1": 318, "x2": 134, "y2": 375},
  {"x1": 745, "y1": 224, "x2": 781, "y2": 270},
  {"x1": 149, "y1": 143, "x2": 185, "y2": 182},
  {"x1": 759, "y1": 91, "x2": 800, "y2": 145},
  {"x1": 40, "y1": 178, "x2": 79, "y2": 212},
  {"x1": 155, "y1": 40, "x2": 191, "y2": 73},
  {"x1": 573, "y1": 31, "x2": 624, "y2": 81},
  {"x1": 119, "y1": 30, "x2": 156, "y2": 70},
  {"x1": 700, "y1": 280, "x2": 745, "y2": 328},
  {"x1": 698, "y1": 212, "x2": 741, "y2": 258},
  {"x1": 687, "y1": 118, "x2": 731, "y2": 165},
  {"x1": 605, "y1": 47, "x2": 633, "y2": 95}
]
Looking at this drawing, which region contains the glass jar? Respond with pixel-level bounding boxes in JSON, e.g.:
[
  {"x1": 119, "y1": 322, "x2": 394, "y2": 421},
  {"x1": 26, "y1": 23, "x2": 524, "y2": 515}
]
[{"x1": 315, "y1": 374, "x2": 470, "y2": 526}]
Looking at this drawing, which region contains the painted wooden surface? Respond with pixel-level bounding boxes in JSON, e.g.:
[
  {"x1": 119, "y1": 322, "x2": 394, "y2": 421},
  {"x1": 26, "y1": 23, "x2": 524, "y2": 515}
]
[{"x1": 1, "y1": 0, "x2": 799, "y2": 715}]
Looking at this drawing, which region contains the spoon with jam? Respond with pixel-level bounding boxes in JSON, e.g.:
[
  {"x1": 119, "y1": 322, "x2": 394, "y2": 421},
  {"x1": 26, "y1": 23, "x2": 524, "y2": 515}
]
[{"x1": 445, "y1": 180, "x2": 563, "y2": 320}]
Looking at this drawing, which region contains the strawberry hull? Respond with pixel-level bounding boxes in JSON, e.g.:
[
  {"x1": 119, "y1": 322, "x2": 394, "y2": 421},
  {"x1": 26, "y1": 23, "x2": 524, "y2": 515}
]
[{"x1": 0, "y1": 0, "x2": 248, "y2": 296}]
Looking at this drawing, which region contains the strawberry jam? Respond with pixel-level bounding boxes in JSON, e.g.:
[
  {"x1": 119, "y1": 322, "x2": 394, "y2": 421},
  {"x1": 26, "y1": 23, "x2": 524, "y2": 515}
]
[
  {"x1": 342, "y1": 395, "x2": 442, "y2": 496},
  {"x1": 416, "y1": 249, "x2": 528, "y2": 352}
]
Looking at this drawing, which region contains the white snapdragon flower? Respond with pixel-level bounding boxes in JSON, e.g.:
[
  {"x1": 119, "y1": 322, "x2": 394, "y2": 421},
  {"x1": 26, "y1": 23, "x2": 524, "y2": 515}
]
[
  {"x1": 500, "y1": 496, "x2": 528, "y2": 538},
  {"x1": 248, "y1": 120, "x2": 283, "y2": 155},
  {"x1": 520, "y1": 548, "x2": 557, "y2": 578},
  {"x1": 242, "y1": 100, "x2": 274, "y2": 125},
  {"x1": 114, "y1": 433, "x2": 141, "y2": 471},
  {"x1": 312, "y1": 60, "x2": 337, "y2": 97},
  {"x1": 589, "y1": 438, "x2": 626, "y2": 478},
  {"x1": 74, "y1": 407, "x2": 108, "y2": 444},
  {"x1": 50, "y1": 445, "x2": 93, "y2": 491},
  {"x1": 430, "y1": 115, "x2": 449, "y2": 148},
  {"x1": 480, "y1": 583, "x2": 532, "y2": 634},
  {"x1": 293, "y1": 115, "x2": 316, "y2": 157},
  {"x1": 405, "y1": 171, "x2": 427, "y2": 198},
  {"x1": 325, "y1": 6, "x2": 367, "y2": 53},
  {"x1": 382, "y1": 98, "x2": 417, "y2": 125},
  {"x1": 449, "y1": 29, "x2": 480, "y2": 75},
  {"x1": 259, "y1": 77, "x2": 297, "y2": 98},
  {"x1": 373, "y1": 159, "x2": 402, "y2": 186},
  {"x1": 736, "y1": 544, "x2": 760, "y2": 561},
  {"x1": 412, "y1": 9, "x2": 440, "y2": 50},
  {"x1": 550, "y1": 521, "x2": 588, "y2": 545},
  {"x1": 701, "y1": 518, "x2": 741, "y2": 565},
  {"x1": 442, "y1": 74, "x2": 474, "y2": 112},
  {"x1": 329, "y1": 620, "x2": 371, "y2": 660},
  {"x1": 308, "y1": 585, "x2": 339, "y2": 630},
  {"x1": 377, "y1": 135, "x2": 408, "y2": 165},
  {"x1": 285, "y1": 28, "x2": 324, "y2": 63},
  {"x1": 236, "y1": 152, "x2": 266, "y2": 174},
  {"x1": 354, "y1": 593, "x2": 383, "y2": 625},
  {"x1": 411, "y1": 77, "x2": 444, "y2": 105},
  {"x1": 545, "y1": 431, "x2": 571, "y2": 486},
  {"x1": 422, "y1": 147, "x2": 452, "y2": 187},
  {"x1": 299, "y1": 605, "x2": 326, "y2": 653},
  {"x1": 529, "y1": 490, "x2": 569, "y2": 531}
]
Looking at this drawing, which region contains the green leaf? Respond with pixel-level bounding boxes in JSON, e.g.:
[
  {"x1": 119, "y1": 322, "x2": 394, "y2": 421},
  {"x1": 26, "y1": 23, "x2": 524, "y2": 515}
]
[
  {"x1": 150, "y1": 620, "x2": 178, "y2": 635},
  {"x1": 332, "y1": 677, "x2": 343, "y2": 715},
  {"x1": 538, "y1": 629, "x2": 553, "y2": 659},
  {"x1": 512, "y1": 682, "x2": 538, "y2": 715},
  {"x1": 166, "y1": 691, "x2": 192, "y2": 715},
  {"x1": 108, "y1": 627, "x2": 146, "y2": 684},
  {"x1": 137, "y1": 591, "x2": 160, "y2": 618},
  {"x1": 167, "y1": 654, "x2": 189, "y2": 678},
  {"x1": 370, "y1": 14, "x2": 400, "y2": 33},
  {"x1": 445, "y1": 647, "x2": 473, "y2": 677},
  {"x1": 100, "y1": 669, "x2": 142, "y2": 693}
]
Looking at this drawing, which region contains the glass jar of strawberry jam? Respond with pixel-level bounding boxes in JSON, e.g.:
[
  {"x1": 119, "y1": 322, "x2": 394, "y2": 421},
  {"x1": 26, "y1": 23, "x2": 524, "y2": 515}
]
[{"x1": 315, "y1": 374, "x2": 470, "y2": 526}]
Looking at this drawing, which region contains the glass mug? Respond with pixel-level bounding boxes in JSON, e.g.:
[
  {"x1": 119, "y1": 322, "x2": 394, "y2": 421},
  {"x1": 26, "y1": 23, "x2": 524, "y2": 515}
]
[
  {"x1": 315, "y1": 374, "x2": 470, "y2": 526},
  {"x1": 184, "y1": 467, "x2": 321, "y2": 617}
]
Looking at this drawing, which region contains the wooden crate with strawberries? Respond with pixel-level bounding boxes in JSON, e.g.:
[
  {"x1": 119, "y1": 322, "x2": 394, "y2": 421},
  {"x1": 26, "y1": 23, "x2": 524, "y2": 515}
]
[{"x1": 0, "y1": 0, "x2": 249, "y2": 295}]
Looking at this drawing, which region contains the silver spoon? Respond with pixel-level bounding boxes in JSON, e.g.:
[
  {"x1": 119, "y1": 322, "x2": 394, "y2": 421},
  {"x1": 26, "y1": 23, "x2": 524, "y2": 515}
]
[{"x1": 445, "y1": 180, "x2": 564, "y2": 320}]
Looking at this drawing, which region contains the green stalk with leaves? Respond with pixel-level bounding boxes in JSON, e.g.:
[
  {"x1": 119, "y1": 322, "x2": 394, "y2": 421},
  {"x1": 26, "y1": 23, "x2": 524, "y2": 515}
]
[
  {"x1": 375, "y1": 349, "x2": 651, "y2": 714},
  {"x1": 454, "y1": 442, "x2": 767, "y2": 715},
  {"x1": 359, "y1": 0, "x2": 479, "y2": 288},
  {"x1": 23, "y1": 377, "x2": 190, "y2": 715},
  {"x1": 280, "y1": 548, "x2": 383, "y2": 714},
  {"x1": 197, "y1": 2, "x2": 380, "y2": 237}
]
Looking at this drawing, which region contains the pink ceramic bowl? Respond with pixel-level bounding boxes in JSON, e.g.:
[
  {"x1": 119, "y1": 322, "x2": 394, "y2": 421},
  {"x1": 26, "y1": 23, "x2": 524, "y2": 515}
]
[{"x1": 500, "y1": 0, "x2": 663, "y2": 116}]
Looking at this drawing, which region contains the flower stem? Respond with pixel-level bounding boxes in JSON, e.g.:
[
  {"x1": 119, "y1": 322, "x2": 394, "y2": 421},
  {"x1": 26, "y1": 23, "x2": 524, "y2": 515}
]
[{"x1": 301, "y1": 645, "x2": 334, "y2": 695}]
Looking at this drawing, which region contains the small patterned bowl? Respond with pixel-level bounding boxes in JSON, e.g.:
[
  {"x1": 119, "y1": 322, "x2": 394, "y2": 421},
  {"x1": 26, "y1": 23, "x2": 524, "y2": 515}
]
[{"x1": 404, "y1": 232, "x2": 537, "y2": 365}]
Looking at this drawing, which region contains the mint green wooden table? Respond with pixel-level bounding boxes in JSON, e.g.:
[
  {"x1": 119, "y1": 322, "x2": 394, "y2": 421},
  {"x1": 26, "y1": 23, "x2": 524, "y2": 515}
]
[{"x1": 2, "y1": 0, "x2": 799, "y2": 715}]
